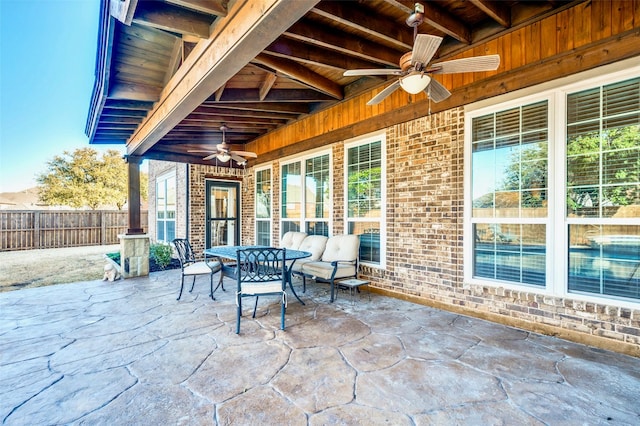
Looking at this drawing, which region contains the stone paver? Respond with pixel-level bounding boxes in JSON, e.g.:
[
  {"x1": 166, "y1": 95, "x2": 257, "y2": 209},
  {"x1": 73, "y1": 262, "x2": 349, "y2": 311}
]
[{"x1": 1, "y1": 270, "x2": 639, "y2": 425}]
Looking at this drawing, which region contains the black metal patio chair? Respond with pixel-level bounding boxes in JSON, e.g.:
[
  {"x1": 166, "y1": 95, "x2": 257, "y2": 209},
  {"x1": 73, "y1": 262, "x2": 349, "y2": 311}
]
[
  {"x1": 235, "y1": 247, "x2": 287, "y2": 334},
  {"x1": 173, "y1": 238, "x2": 222, "y2": 300}
]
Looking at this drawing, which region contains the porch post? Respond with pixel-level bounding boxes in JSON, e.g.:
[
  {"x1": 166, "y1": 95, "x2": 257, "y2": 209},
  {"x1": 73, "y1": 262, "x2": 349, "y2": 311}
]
[
  {"x1": 125, "y1": 155, "x2": 144, "y2": 235},
  {"x1": 119, "y1": 154, "x2": 149, "y2": 279}
]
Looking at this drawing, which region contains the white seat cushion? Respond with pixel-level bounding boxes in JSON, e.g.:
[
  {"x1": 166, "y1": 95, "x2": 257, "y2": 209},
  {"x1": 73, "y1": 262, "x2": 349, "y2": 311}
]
[
  {"x1": 322, "y1": 234, "x2": 360, "y2": 263},
  {"x1": 241, "y1": 282, "x2": 283, "y2": 295},
  {"x1": 300, "y1": 261, "x2": 356, "y2": 280},
  {"x1": 280, "y1": 231, "x2": 307, "y2": 250},
  {"x1": 290, "y1": 258, "x2": 312, "y2": 273},
  {"x1": 183, "y1": 260, "x2": 220, "y2": 276},
  {"x1": 298, "y1": 235, "x2": 328, "y2": 260}
]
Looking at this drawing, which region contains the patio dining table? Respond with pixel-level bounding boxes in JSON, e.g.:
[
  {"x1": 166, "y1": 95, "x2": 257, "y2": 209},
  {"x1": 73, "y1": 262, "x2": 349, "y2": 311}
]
[{"x1": 204, "y1": 245, "x2": 311, "y2": 304}]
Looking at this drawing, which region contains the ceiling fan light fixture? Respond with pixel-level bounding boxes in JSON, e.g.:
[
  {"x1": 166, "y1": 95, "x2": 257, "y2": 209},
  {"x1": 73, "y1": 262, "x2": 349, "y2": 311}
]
[
  {"x1": 399, "y1": 72, "x2": 431, "y2": 94},
  {"x1": 217, "y1": 153, "x2": 231, "y2": 162}
]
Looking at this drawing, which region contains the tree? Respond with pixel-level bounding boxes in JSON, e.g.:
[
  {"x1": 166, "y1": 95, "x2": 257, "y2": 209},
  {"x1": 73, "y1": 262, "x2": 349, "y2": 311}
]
[{"x1": 37, "y1": 148, "x2": 148, "y2": 210}]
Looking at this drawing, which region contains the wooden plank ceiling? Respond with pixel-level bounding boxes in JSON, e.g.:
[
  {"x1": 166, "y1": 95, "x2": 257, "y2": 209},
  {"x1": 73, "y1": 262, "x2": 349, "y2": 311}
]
[{"x1": 87, "y1": 0, "x2": 578, "y2": 167}]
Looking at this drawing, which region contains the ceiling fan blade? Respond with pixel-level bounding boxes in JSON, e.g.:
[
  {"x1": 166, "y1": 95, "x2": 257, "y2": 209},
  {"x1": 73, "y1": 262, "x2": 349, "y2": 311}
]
[
  {"x1": 411, "y1": 34, "x2": 443, "y2": 66},
  {"x1": 231, "y1": 150, "x2": 257, "y2": 158},
  {"x1": 367, "y1": 80, "x2": 401, "y2": 105},
  {"x1": 430, "y1": 55, "x2": 500, "y2": 74},
  {"x1": 231, "y1": 153, "x2": 248, "y2": 165},
  {"x1": 344, "y1": 68, "x2": 402, "y2": 77},
  {"x1": 202, "y1": 153, "x2": 218, "y2": 161},
  {"x1": 425, "y1": 79, "x2": 451, "y2": 103}
]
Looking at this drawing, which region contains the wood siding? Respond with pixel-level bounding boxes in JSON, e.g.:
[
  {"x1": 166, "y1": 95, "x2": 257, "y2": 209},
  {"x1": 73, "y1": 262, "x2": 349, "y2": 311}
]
[{"x1": 247, "y1": 1, "x2": 640, "y2": 160}]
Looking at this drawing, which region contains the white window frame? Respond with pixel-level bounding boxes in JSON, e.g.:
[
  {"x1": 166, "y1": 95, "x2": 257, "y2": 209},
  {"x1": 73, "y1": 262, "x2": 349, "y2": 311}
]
[
  {"x1": 344, "y1": 131, "x2": 387, "y2": 269},
  {"x1": 155, "y1": 171, "x2": 176, "y2": 243},
  {"x1": 464, "y1": 60, "x2": 640, "y2": 309},
  {"x1": 255, "y1": 165, "x2": 273, "y2": 246},
  {"x1": 280, "y1": 148, "x2": 333, "y2": 237}
]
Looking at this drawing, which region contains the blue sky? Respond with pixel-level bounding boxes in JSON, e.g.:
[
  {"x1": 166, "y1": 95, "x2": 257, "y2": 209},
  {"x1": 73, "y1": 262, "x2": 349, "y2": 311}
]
[{"x1": 0, "y1": 0, "x2": 126, "y2": 193}]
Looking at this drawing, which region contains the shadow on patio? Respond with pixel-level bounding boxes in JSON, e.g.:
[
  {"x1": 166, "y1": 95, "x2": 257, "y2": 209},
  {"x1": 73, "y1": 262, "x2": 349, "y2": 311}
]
[{"x1": 1, "y1": 269, "x2": 639, "y2": 424}]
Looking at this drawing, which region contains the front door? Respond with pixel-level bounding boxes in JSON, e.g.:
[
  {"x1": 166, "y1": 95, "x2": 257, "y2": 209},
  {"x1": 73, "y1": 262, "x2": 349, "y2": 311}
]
[{"x1": 205, "y1": 180, "x2": 240, "y2": 247}]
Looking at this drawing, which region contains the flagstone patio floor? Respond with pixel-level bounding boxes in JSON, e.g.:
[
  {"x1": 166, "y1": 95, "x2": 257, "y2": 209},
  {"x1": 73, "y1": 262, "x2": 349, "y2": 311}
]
[{"x1": 1, "y1": 269, "x2": 639, "y2": 425}]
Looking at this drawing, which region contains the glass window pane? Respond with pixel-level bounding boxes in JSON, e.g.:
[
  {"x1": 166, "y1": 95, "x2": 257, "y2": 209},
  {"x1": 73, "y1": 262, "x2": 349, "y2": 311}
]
[
  {"x1": 157, "y1": 221, "x2": 165, "y2": 242},
  {"x1": 282, "y1": 162, "x2": 301, "y2": 219},
  {"x1": 567, "y1": 87, "x2": 600, "y2": 123},
  {"x1": 347, "y1": 143, "x2": 382, "y2": 219},
  {"x1": 567, "y1": 153, "x2": 600, "y2": 186},
  {"x1": 305, "y1": 154, "x2": 330, "y2": 219},
  {"x1": 256, "y1": 169, "x2": 271, "y2": 219},
  {"x1": 567, "y1": 186, "x2": 600, "y2": 218},
  {"x1": 604, "y1": 78, "x2": 640, "y2": 117},
  {"x1": 473, "y1": 224, "x2": 545, "y2": 286},
  {"x1": 256, "y1": 221, "x2": 271, "y2": 246},
  {"x1": 281, "y1": 221, "x2": 300, "y2": 235},
  {"x1": 167, "y1": 221, "x2": 175, "y2": 242},
  {"x1": 349, "y1": 222, "x2": 380, "y2": 264},
  {"x1": 306, "y1": 221, "x2": 329, "y2": 236},
  {"x1": 566, "y1": 78, "x2": 640, "y2": 220},
  {"x1": 472, "y1": 101, "x2": 548, "y2": 220},
  {"x1": 569, "y1": 225, "x2": 640, "y2": 301}
]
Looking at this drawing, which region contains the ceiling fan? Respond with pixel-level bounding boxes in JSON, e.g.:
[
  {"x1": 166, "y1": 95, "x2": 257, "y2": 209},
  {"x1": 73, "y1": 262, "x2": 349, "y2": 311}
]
[
  {"x1": 343, "y1": 3, "x2": 500, "y2": 105},
  {"x1": 188, "y1": 124, "x2": 257, "y2": 166}
]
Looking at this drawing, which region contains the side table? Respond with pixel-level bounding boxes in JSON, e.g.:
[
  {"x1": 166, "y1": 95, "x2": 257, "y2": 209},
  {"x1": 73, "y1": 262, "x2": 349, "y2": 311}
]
[{"x1": 335, "y1": 278, "x2": 370, "y2": 304}]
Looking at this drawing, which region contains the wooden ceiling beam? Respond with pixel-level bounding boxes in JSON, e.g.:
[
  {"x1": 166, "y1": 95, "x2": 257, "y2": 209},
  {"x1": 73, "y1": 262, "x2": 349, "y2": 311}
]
[
  {"x1": 165, "y1": 38, "x2": 183, "y2": 86},
  {"x1": 97, "y1": 124, "x2": 140, "y2": 130},
  {"x1": 285, "y1": 20, "x2": 401, "y2": 67},
  {"x1": 420, "y1": 2, "x2": 471, "y2": 44},
  {"x1": 194, "y1": 106, "x2": 300, "y2": 120},
  {"x1": 200, "y1": 102, "x2": 308, "y2": 114},
  {"x1": 108, "y1": 82, "x2": 161, "y2": 102},
  {"x1": 311, "y1": 2, "x2": 413, "y2": 50},
  {"x1": 469, "y1": 0, "x2": 510, "y2": 28},
  {"x1": 253, "y1": 54, "x2": 343, "y2": 99},
  {"x1": 102, "y1": 108, "x2": 149, "y2": 117},
  {"x1": 183, "y1": 114, "x2": 287, "y2": 125},
  {"x1": 100, "y1": 116, "x2": 144, "y2": 124},
  {"x1": 165, "y1": 0, "x2": 227, "y2": 17},
  {"x1": 176, "y1": 120, "x2": 276, "y2": 129},
  {"x1": 265, "y1": 38, "x2": 383, "y2": 71},
  {"x1": 127, "y1": 0, "x2": 319, "y2": 156},
  {"x1": 259, "y1": 73, "x2": 277, "y2": 101},
  {"x1": 383, "y1": 0, "x2": 471, "y2": 44},
  {"x1": 110, "y1": 0, "x2": 138, "y2": 25},
  {"x1": 214, "y1": 83, "x2": 226, "y2": 101},
  {"x1": 132, "y1": 1, "x2": 211, "y2": 39},
  {"x1": 103, "y1": 99, "x2": 154, "y2": 110},
  {"x1": 215, "y1": 88, "x2": 334, "y2": 103}
]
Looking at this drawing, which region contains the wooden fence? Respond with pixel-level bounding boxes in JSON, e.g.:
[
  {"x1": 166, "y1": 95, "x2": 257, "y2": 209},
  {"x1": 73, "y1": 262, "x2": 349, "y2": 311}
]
[{"x1": 0, "y1": 210, "x2": 148, "y2": 251}]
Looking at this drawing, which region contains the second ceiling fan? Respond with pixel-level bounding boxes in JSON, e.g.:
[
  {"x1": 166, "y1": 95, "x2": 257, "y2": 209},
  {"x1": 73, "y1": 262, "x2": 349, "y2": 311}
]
[
  {"x1": 188, "y1": 124, "x2": 257, "y2": 166},
  {"x1": 343, "y1": 3, "x2": 500, "y2": 105}
]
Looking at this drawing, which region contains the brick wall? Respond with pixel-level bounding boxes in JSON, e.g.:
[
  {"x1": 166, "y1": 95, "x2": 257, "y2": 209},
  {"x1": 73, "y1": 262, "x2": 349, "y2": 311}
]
[
  {"x1": 187, "y1": 164, "x2": 244, "y2": 256},
  {"x1": 354, "y1": 108, "x2": 639, "y2": 356},
  {"x1": 154, "y1": 109, "x2": 639, "y2": 355}
]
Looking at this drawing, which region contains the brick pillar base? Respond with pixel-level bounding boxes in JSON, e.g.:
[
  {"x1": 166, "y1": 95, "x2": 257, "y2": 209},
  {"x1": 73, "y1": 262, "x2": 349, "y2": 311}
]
[{"x1": 119, "y1": 234, "x2": 150, "y2": 278}]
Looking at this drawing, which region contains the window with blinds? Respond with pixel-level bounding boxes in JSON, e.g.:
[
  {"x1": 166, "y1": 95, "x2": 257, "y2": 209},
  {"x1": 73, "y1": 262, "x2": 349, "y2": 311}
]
[
  {"x1": 305, "y1": 154, "x2": 330, "y2": 236},
  {"x1": 255, "y1": 168, "x2": 271, "y2": 245},
  {"x1": 280, "y1": 152, "x2": 331, "y2": 238},
  {"x1": 470, "y1": 101, "x2": 549, "y2": 287},
  {"x1": 467, "y1": 70, "x2": 640, "y2": 303},
  {"x1": 567, "y1": 77, "x2": 640, "y2": 300},
  {"x1": 156, "y1": 172, "x2": 176, "y2": 243},
  {"x1": 346, "y1": 138, "x2": 384, "y2": 265}
]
